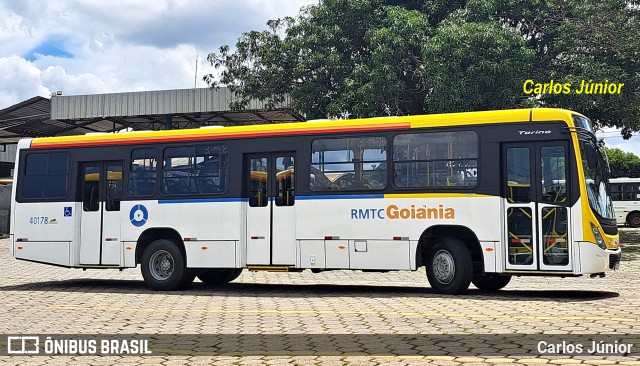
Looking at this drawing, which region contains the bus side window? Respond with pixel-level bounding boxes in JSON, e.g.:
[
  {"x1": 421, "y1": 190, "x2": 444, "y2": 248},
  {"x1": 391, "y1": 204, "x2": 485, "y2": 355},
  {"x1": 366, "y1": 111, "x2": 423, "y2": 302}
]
[
  {"x1": 310, "y1": 137, "x2": 387, "y2": 191},
  {"x1": 22, "y1": 152, "x2": 69, "y2": 199},
  {"x1": 129, "y1": 149, "x2": 157, "y2": 197}
]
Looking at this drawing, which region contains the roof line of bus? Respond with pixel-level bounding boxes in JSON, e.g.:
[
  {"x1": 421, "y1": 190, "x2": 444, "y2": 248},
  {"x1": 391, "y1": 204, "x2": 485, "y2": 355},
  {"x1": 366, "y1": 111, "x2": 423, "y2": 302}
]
[{"x1": 27, "y1": 108, "x2": 579, "y2": 149}]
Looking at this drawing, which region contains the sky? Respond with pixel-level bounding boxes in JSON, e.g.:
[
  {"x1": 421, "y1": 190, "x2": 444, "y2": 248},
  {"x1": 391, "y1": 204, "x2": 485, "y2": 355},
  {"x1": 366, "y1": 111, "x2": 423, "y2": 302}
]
[
  {"x1": 0, "y1": 0, "x2": 638, "y2": 156},
  {"x1": 0, "y1": 0, "x2": 317, "y2": 106}
]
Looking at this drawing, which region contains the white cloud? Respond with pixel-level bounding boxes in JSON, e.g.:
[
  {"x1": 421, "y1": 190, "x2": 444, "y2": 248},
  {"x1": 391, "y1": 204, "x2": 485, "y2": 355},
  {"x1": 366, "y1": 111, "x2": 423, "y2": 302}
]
[
  {"x1": 0, "y1": 55, "x2": 51, "y2": 106},
  {"x1": 0, "y1": 0, "x2": 317, "y2": 109}
]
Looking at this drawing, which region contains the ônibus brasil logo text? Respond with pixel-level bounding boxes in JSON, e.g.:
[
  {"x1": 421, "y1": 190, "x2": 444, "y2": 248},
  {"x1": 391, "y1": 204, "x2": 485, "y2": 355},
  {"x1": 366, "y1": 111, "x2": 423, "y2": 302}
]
[{"x1": 351, "y1": 204, "x2": 455, "y2": 220}]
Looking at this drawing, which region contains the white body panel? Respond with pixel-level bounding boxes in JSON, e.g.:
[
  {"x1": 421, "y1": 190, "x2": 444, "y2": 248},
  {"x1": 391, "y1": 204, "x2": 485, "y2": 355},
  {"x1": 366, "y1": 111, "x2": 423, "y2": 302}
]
[
  {"x1": 101, "y1": 208, "x2": 122, "y2": 265},
  {"x1": 11, "y1": 186, "x2": 615, "y2": 276},
  {"x1": 13, "y1": 201, "x2": 77, "y2": 266},
  {"x1": 245, "y1": 201, "x2": 271, "y2": 265},
  {"x1": 271, "y1": 203, "x2": 296, "y2": 265},
  {"x1": 185, "y1": 240, "x2": 238, "y2": 268},
  {"x1": 79, "y1": 203, "x2": 102, "y2": 264}
]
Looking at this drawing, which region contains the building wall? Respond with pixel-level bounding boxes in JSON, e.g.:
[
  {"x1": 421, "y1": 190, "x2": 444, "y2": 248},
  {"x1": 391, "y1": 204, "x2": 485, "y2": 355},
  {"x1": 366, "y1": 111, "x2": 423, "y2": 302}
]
[{"x1": 0, "y1": 144, "x2": 17, "y2": 164}]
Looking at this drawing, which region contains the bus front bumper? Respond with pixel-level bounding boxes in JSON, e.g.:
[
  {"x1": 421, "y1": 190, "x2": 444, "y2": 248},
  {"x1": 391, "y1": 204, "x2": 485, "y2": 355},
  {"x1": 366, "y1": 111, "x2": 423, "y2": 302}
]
[{"x1": 576, "y1": 242, "x2": 621, "y2": 274}]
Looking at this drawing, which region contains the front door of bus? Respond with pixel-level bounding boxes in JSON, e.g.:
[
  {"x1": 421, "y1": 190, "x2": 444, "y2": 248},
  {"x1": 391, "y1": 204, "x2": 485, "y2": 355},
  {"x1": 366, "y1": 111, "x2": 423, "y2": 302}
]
[
  {"x1": 502, "y1": 142, "x2": 572, "y2": 271},
  {"x1": 244, "y1": 153, "x2": 296, "y2": 265},
  {"x1": 78, "y1": 161, "x2": 123, "y2": 266}
]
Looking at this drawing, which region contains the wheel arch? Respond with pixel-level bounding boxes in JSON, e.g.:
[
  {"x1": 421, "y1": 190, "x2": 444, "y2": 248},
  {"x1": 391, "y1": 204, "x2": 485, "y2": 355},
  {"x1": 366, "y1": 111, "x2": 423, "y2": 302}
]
[
  {"x1": 417, "y1": 225, "x2": 483, "y2": 274},
  {"x1": 135, "y1": 227, "x2": 185, "y2": 265}
]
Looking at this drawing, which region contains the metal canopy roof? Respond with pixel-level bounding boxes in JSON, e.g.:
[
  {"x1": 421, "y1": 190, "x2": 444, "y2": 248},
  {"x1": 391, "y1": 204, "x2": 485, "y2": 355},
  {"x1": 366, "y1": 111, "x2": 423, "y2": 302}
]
[
  {"x1": 0, "y1": 96, "x2": 53, "y2": 143},
  {"x1": 0, "y1": 88, "x2": 305, "y2": 144}
]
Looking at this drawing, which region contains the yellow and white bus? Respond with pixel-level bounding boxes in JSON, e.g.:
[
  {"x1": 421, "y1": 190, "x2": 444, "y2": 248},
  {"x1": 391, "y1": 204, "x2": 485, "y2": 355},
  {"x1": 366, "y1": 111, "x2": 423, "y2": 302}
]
[
  {"x1": 9, "y1": 108, "x2": 621, "y2": 294},
  {"x1": 609, "y1": 177, "x2": 640, "y2": 227}
]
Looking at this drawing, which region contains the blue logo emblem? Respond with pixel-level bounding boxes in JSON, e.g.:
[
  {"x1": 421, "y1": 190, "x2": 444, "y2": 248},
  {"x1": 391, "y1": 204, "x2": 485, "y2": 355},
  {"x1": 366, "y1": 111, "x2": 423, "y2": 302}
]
[
  {"x1": 129, "y1": 204, "x2": 148, "y2": 227},
  {"x1": 64, "y1": 207, "x2": 73, "y2": 217}
]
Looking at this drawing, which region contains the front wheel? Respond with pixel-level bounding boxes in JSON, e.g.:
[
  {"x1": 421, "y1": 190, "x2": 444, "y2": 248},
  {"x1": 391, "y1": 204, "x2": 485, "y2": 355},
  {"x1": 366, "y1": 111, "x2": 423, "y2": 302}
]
[
  {"x1": 197, "y1": 268, "x2": 243, "y2": 285},
  {"x1": 627, "y1": 212, "x2": 640, "y2": 228},
  {"x1": 472, "y1": 273, "x2": 511, "y2": 291},
  {"x1": 425, "y1": 238, "x2": 473, "y2": 295},
  {"x1": 141, "y1": 239, "x2": 193, "y2": 290}
]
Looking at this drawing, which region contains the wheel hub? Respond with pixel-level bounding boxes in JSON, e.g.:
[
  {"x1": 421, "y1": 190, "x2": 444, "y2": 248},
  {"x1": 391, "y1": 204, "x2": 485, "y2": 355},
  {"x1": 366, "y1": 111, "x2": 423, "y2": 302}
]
[
  {"x1": 432, "y1": 249, "x2": 455, "y2": 284},
  {"x1": 149, "y1": 250, "x2": 174, "y2": 281}
]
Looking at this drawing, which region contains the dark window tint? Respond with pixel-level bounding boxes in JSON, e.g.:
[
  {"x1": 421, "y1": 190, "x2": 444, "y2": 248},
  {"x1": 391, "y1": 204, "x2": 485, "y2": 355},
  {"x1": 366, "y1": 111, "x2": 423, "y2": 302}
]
[
  {"x1": 540, "y1": 146, "x2": 567, "y2": 203},
  {"x1": 249, "y1": 157, "x2": 268, "y2": 207},
  {"x1": 393, "y1": 131, "x2": 478, "y2": 188},
  {"x1": 275, "y1": 156, "x2": 295, "y2": 206},
  {"x1": 162, "y1": 144, "x2": 228, "y2": 195},
  {"x1": 22, "y1": 152, "x2": 69, "y2": 199},
  {"x1": 106, "y1": 164, "x2": 123, "y2": 211},
  {"x1": 128, "y1": 149, "x2": 157, "y2": 197},
  {"x1": 506, "y1": 147, "x2": 531, "y2": 203},
  {"x1": 311, "y1": 137, "x2": 387, "y2": 191},
  {"x1": 82, "y1": 165, "x2": 100, "y2": 212},
  {"x1": 612, "y1": 183, "x2": 640, "y2": 201}
]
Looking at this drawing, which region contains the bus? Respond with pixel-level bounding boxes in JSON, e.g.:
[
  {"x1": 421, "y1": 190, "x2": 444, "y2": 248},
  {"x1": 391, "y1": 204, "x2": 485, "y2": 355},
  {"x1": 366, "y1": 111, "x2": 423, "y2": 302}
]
[
  {"x1": 9, "y1": 108, "x2": 621, "y2": 294},
  {"x1": 609, "y1": 177, "x2": 640, "y2": 227}
]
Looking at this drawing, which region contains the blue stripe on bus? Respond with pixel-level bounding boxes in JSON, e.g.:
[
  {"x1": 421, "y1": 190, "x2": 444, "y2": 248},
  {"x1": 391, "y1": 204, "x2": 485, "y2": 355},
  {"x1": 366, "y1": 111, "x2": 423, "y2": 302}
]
[
  {"x1": 296, "y1": 194, "x2": 384, "y2": 200},
  {"x1": 158, "y1": 197, "x2": 247, "y2": 204}
]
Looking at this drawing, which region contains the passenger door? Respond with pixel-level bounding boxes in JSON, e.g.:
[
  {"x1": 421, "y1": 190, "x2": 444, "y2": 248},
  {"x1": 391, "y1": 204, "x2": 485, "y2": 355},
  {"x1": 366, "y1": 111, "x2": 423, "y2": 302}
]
[
  {"x1": 244, "y1": 153, "x2": 296, "y2": 265},
  {"x1": 502, "y1": 142, "x2": 572, "y2": 271},
  {"x1": 78, "y1": 161, "x2": 123, "y2": 265}
]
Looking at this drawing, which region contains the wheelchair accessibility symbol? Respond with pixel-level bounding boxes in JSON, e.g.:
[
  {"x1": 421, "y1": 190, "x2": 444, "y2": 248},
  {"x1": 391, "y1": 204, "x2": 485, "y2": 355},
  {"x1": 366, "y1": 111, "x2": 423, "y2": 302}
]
[{"x1": 129, "y1": 204, "x2": 148, "y2": 227}]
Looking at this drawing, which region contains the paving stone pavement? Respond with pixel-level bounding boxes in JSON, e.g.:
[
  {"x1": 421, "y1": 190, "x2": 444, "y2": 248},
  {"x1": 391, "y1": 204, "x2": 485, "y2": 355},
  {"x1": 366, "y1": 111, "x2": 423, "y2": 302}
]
[{"x1": 0, "y1": 229, "x2": 639, "y2": 365}]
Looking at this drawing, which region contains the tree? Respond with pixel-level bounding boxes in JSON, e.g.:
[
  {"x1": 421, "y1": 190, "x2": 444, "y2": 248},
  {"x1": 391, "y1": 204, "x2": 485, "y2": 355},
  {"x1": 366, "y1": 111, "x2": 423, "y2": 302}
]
[
  {"x1": 606, "y1": 148, "x2": 640, "y2": 178},
  {"x1": 205, "y1": 0, "x2": 640, "y2": 136}
]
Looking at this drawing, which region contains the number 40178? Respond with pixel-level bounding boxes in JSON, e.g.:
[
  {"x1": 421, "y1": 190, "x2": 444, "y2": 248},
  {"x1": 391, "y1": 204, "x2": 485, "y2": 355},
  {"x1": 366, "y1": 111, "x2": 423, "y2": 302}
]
[{"x1": 29, "y1": 217, "x2": 48, "y2": 225}]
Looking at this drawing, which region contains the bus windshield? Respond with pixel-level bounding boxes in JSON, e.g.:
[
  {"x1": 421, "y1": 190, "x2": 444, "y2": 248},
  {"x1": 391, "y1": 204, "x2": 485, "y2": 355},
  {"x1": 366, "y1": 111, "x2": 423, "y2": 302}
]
[{"x1": 580, "y1": 139, "x2": 615, "y2": 220}]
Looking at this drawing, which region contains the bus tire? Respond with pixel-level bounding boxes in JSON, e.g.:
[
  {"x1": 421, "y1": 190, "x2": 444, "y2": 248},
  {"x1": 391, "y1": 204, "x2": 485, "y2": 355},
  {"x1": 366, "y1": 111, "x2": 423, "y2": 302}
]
[
  {"x1": 425, "y1": 238, "x2": 473, "y2": 295},
  {"x1": 197, "y1": 268, "x2": 243, "y2": 285},
  {"x1": 627, "y1": 212, "x2": 640, "y2": 228},
  {"x1": 141, "y1": 239, "x2": 192, "y2": 291},
  {"x1": 472, "y1": 273, "x2": 511, "y2": 291}
]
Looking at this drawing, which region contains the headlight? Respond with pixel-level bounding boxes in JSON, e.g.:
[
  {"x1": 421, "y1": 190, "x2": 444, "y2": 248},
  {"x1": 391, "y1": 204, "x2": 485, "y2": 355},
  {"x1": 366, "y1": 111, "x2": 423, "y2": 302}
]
[{"x1": 590, "y1": 223, "x2": 606, "y2": 249}]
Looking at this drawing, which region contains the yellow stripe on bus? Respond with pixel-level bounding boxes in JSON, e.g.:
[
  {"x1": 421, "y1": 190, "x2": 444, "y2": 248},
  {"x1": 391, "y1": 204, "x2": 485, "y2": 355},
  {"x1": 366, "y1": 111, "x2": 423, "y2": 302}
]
[{"x1": 384, "y1": 193, "x2": 493, "y2": 199}]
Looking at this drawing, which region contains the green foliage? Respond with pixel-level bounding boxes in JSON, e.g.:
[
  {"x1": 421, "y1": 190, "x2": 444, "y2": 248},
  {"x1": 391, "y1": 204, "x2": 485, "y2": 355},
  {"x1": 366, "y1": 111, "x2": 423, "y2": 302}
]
[
  {"x1": 206, "y1": 0, "x2": 640, "y2": 136},
  {"x1": 606, "y1": 148, "x2": 640, "y2": 178},
  {"x1": 422, "y1": 21, "x2": 534, "y2": 112}
]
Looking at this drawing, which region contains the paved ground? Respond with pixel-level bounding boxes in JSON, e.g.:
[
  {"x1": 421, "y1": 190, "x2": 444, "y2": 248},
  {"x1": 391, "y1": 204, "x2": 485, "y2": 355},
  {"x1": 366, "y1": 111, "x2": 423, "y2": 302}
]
[{"x1": 0, "y1": 230, "x2": 639, "y2": 365}]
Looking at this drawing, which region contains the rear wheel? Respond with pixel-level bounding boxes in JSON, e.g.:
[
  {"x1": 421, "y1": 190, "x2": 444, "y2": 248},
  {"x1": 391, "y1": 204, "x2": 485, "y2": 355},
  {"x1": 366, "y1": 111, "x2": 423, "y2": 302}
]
[
  {"x1": 472, "y1": 273, "x2": 511, "y2": 291},
  {"x1": 197, "y1": 268, "x2": 243, "y2": 285},
  {"x1": 425, "y1": 238, "x2": 473, "y2": 295},
  {"x1": 141, "y1": 239, "x2": 192, "y2": 290},
  {"x1": 627, "y1": 212, "x2": 640, "y2": 228}
]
